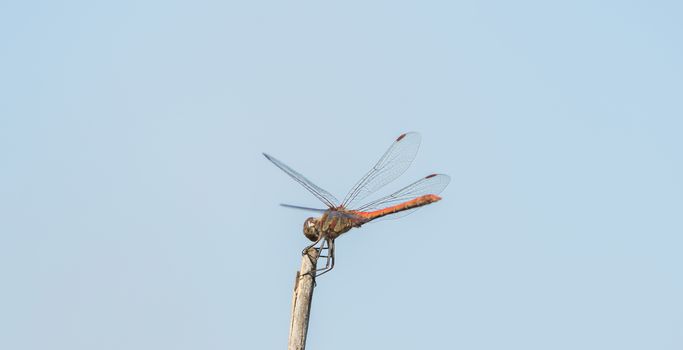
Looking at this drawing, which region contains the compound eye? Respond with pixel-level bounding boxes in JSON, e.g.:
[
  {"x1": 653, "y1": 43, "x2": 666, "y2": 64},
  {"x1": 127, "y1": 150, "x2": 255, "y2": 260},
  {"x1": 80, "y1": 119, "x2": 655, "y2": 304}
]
[{"x1": 303, "y1": 218, "x2": 319, "y2": 241}]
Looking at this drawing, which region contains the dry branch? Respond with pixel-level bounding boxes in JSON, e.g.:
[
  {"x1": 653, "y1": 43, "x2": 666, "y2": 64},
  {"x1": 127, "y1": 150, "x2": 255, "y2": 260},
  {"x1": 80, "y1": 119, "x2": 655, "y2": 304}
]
[{"x1": 288, "y1": 248, "x2": 318, "y2": 350}]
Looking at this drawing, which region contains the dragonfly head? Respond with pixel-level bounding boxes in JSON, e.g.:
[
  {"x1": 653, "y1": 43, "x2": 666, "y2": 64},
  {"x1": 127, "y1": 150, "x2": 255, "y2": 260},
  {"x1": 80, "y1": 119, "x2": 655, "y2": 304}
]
[{"x1": 303, "y1": 217, "x2": 320, "y2": 241}]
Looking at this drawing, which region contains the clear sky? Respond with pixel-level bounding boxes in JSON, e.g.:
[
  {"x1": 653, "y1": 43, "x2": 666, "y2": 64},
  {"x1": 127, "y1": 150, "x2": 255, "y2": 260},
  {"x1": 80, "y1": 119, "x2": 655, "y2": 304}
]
[{"x1": 1, "y1": 1, "x2": 682, "y2": 349}]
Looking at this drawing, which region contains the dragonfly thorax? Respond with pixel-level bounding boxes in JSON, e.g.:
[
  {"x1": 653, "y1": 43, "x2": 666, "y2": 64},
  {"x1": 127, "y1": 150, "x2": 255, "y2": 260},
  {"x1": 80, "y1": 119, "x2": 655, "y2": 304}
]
[{"x1": 302, "y1": 210, "x2": 369, "y2": 242}]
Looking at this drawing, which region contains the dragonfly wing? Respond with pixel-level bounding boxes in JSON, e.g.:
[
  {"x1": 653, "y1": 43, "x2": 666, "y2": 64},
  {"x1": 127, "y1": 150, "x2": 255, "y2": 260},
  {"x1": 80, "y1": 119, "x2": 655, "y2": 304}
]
[
  {"x1": 280, "y1": 203, "x2": 328, "y2": 213},
  {"x1": 355, "y1": 174, "x2": 450, "y2": 220},
  {"x1": 341, "y1": 132, "x2": 421, "y2": 209},
  {"x1": 263, "y1": 153, "x2": 339, "y2": 208}
]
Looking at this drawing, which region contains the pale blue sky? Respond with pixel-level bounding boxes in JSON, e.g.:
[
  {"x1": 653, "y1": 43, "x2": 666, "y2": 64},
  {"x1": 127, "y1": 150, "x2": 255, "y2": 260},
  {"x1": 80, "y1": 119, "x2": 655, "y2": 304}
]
[{"x1": 1, "y1": 1, "x2": 682, "y2": 349}]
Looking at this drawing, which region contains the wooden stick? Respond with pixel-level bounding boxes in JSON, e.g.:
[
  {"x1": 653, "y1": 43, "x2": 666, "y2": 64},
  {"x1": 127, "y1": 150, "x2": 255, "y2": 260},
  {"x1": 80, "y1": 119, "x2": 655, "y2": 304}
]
[{"x1": 288, "y1": 248, "x2": 318, "y2": 350}]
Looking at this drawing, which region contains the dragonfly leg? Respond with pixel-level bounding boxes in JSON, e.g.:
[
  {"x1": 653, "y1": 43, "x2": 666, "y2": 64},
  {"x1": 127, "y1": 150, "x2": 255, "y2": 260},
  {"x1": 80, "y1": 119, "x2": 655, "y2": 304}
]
[
  {"x1": 302, "y1": 236, "x2": 323, "y2": 270},
  {"x1": 302, "y1": 235, "x2": 324, "y2": 256},
  {"x1": 318, "y1": 239, "x2": 331, "y2": 258},
  {"x1": 300, "y1": 237, "x2": 326, "y2": 279},
  {"x1": 314, "y1": 239, "x2": 336, "y2": 278},
  {"x1": 315, "y1": 239, "x2": 332, "y2": 272},
  {"x1": 300, "y1": 238, "x2": 335, "y2": 279}
]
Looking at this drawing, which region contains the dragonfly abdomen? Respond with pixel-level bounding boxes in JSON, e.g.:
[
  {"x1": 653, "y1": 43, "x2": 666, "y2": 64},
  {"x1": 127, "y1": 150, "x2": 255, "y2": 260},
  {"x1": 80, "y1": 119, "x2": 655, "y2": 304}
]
[{"x1": 358, "y1": 194, "x2": 442, "y2": 221}]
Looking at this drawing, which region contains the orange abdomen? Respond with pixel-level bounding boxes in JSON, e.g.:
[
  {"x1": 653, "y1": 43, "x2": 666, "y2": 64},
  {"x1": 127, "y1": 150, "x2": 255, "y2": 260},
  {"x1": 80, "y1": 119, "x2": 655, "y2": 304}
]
[{"x1": 357, "y1": 194, "x2": 442, "y2": 221}]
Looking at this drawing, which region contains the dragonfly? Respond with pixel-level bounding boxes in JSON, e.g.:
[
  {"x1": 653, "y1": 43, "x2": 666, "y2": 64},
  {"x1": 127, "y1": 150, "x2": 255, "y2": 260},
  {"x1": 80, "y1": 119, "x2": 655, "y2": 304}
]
[{"x1": 263, "y1": 132, "x2": 450, "y2": 277}]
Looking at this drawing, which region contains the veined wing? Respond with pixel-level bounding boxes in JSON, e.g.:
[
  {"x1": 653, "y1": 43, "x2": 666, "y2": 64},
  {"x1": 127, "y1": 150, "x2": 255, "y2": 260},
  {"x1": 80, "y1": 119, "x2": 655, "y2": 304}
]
[
  {"x1": 263, "y1": 153, "x2": 339, "y2": 208},
  {"x1": 341, "y1": 132, "x2": 421, "y2": 209},
  {"x1": 354, "y1": 174, "x2": 450, "y2": 221},
  {"x1": 280, "y1": 204, "x2": 327, "y2": 213}
]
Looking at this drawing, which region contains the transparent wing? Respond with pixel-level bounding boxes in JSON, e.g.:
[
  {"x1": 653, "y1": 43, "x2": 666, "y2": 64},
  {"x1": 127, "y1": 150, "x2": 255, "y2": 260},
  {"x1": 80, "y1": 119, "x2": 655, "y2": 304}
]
[
  {"x1": 355, "y1": 174, "x2": 450, "y2": 220},
  {"x1": 280, "y1": 203, "x2": 327, "y2": 213},
  {"x1": 263, "y1": 153, "x2": 339, "y2": 208},
  {"x1": 341, "y1": 132, "x2": 421, "y2": 209}
]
